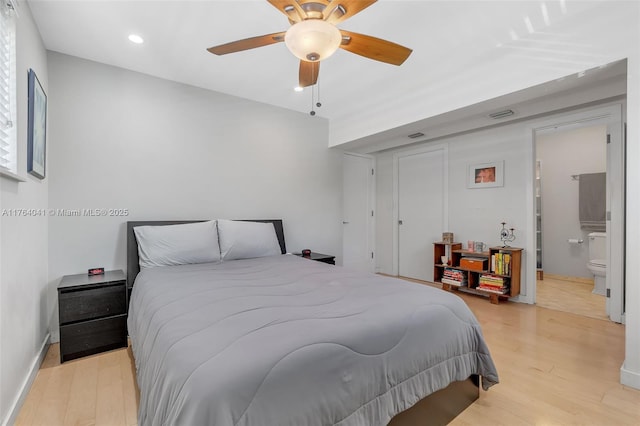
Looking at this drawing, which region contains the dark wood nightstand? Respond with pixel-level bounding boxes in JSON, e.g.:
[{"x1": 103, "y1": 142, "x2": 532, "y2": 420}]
[
  {"x1": 294, "y1": 252, "x2": 336, "y2": 265},
  {"x1": 58, "y1": 270, "x2": 127, "y2": 363}
]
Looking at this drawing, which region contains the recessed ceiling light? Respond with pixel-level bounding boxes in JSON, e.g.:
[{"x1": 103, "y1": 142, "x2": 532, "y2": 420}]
[
  {"x1": 294, "y1": 86, "x2": 304, "y2": 92},
  {"x1": 128, "y1": 34, "x2": 144, "y2": 44}
]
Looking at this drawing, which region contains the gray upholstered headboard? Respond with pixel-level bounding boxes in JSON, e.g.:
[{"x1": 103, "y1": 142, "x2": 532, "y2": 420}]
[{"x1": 126, "y1": 219, "x2": 286, "y2": 289}]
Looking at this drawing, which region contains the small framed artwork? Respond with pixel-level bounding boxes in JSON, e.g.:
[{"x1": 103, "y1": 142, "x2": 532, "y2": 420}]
[
  {"x1": 467, "y1": 160, "x2": 504, "y2": 188},
  {"x1": 27, "y1": 68, "x2": 47, "y2": 179}
]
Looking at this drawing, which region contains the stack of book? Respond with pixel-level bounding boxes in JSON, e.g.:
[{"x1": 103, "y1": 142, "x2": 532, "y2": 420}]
[
  {"x1": 441, "y1": 268, "x2": 467, "y2": 287},
  {"x1": 491, "y1": 252, "x2": 512, "y2": 275},
  {"x1": 478, "y1": 274, "x2": 508, "y2": 294}
]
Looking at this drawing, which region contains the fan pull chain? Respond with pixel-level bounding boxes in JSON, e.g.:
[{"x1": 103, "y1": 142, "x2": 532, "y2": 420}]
[
  {"x1": 309, "y1": 68, "x2": 321, "y2": 117},
  {"x1": 309, "y1": 64, "x2": 317, "y2": 116},
  {"x1": 316, "y1": 80, "x2": 322, "y2": 108},
  {"x1": 310, "y1": 85, "x2": 316, "y2": 116}
]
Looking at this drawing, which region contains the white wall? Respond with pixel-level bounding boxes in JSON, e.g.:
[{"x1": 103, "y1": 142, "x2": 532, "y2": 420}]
[
  {"x1": 537, "y1": 125, "x2": 607, "y2": 278},
  {"x1": 375, "y1": 123, "x2": 529, "y2": 283},
  {"x1": 623, "y1": 24, "x2": 640, "y2": 387},
  {"x1": 46, "y1": 52, "x2": 343, "y2": 341},
  {"x1": 0, "y1": 2, "x2": 49, "y2": 424}
]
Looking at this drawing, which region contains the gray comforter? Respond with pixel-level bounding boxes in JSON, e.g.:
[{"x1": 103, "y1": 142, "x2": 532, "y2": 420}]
[{"x1": 128, "y1": 255, "x2": 498, "y2": 426}]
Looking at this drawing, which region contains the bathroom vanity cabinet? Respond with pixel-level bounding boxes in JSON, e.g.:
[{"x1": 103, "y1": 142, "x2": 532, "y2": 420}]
[{"x1": 433, "y1": 242, "x2": 523, "y2": 304}]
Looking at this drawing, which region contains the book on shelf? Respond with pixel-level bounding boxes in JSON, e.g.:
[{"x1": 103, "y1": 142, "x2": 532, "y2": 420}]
[
  {"x1": 491, "y1": 252, "x2": 511, "y2": 275},
  {"x1": 442, "y1": 278, "x2": 467, "y2": 287},
  {"x1": 441, "y1": 267, "x2": 467, "y2": 287},
  {"x1": 444, "y1": 268, "x2": 465, "y2": 278},
  {"x1": 479, "y1": 274, "x2": 506, "y2": 288},
  {"x1": 477, "y1": 284, "x2": 509, "y2": 294}
]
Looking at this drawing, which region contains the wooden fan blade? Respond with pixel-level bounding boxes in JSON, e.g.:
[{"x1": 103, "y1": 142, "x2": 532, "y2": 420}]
[
  {"x1": 299, "y1": 60, "x2": 320, "y2": 87},
  {"x1": 267, "y1": 0, "x2": 305, "y2": 22},
  {"x1": 325, "y1": 0, "x2": 377, "y2": 24},
  {"x1": 207, "y1": 32, "x2": 286, "y2": 55},
  {"x1": 339, "y1": 30, "x2": 412, "y2": 65}
]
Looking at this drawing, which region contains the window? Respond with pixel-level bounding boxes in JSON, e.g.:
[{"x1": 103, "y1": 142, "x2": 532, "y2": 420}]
[{"x1": 0, "y1": 1, "x2": 16, "y2": 176}]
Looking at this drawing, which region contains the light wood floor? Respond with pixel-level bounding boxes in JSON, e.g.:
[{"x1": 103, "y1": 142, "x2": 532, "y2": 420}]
[
  {"x1": 536, "y1": 275, "x2": 608, "y2": 321},
  {"x1": 15, "y1": 344, "x2": 139, "y2": 426},
  {"x1": 16, "y1": 287, "x2": 640, "y2": 426}
]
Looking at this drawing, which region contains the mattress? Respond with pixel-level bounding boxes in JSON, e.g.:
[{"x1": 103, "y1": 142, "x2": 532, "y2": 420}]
[{"x1": 128, "y1": 254, "x2": 498, "y2": 426}]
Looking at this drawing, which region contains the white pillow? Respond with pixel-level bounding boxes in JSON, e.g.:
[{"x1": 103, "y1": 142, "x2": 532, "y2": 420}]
[
  {"x1": 134, "y1": 220, "x2": 221, "y2": 269},
  {"x1": 217, "y1": 219, "x2": 282, "y2": 261}
]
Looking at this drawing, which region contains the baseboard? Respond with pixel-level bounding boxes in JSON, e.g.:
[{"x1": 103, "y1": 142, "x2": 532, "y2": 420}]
[
  {"x1": 621, "y1": 363, "x2": 640, "y2": 390},
  {"x1": 2, "y1": 333, "x2": 50, "y2": 426}
]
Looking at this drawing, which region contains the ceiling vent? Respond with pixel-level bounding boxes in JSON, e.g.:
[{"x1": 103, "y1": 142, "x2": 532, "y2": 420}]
[
  {"x1": 489, "y1": 109, "x2": 515, "y2": 119},
  {"x1": 408, "y1": 132, "x2": 425, "y2": 139}
]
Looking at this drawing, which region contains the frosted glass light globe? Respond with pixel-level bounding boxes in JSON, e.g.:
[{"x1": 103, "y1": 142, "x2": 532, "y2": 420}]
[{"x1": 285, "y1": 20, "x2": 341, "y2": 62}]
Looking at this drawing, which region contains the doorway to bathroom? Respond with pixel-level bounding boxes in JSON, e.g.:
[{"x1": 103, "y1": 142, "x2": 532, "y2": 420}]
[{"x1": 531, "y1": 104, "x2": 624, "y2": 323}]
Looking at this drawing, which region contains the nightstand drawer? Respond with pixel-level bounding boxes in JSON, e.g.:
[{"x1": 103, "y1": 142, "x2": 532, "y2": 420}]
[
  {"x1": 59, "y1": 283, "x2": 126, "y2": 324},
  {"x1": 59, "y1": 314, "x2": 127, "y2": 362}
]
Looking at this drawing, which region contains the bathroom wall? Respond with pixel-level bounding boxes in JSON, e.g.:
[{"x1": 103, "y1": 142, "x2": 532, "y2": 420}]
[{"x1": 536, "y1": 124, "x2": 607, "y2": 279}]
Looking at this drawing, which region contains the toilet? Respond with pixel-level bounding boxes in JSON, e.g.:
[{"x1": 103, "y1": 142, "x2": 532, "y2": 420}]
[{"x1": 587, "y1": 232, "x2": 606, "y2": 296}]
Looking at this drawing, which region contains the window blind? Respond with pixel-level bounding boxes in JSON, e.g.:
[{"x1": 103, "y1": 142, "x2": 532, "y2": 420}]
[{"x1": 0, "y1": 2, "x2": 16, "y2": 174}]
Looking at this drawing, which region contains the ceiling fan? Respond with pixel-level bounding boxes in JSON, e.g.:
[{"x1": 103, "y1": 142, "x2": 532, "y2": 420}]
[{"x1": 207, "y1": 0, "x2": 412, "y2": 88}]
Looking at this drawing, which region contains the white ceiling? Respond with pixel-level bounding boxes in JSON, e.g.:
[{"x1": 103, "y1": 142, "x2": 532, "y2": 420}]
[{"x1": 27, "y1": 1, "x2": 634, "y2": 149}]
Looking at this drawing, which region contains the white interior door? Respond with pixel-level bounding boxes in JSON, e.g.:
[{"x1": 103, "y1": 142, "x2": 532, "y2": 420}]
[
  {"x1": 395, "y1": 147, "x2": 446, "y2": 281},
  {"x1": 606, "y1": 115, "x2": 624, "y2": 323},
  {"x1": 343, "y1": 153, "x2": 374, "y2": 273}
]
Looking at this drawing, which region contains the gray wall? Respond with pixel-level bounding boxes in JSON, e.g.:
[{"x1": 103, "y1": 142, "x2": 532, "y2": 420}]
[
  {"x1": 46, "y1": 52, "x2": 343, "y2": 341},
  {"x1": 0, "y1": 2, "x2": 49, "y2": 424},
  {"x1": 375, "y1": 123, "x2": 529, "y2": 278},
  {"x1": 536, "y1": 124, "x2": 607, "y2": 278}
]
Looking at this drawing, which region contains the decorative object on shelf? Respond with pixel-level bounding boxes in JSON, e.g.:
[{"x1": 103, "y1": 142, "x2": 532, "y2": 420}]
[
  {"x1": 467, "y1": 160, "x2": 504, "y2": 189},
  {"x1": 442, "y1": 232, "x2": 454, "y2": 243},
  {"x1": 27, "y1": 68, "x2": 47, "y2": 179},
  {"x1": 441, "y1": 255, "x2": 449, "y2": 266},
  {"x1": 499, "y1": 222, "x2": 516, "y2": 247},
  {"x1": 474, "y1": 241, "x2": 486, "y2": 252}
]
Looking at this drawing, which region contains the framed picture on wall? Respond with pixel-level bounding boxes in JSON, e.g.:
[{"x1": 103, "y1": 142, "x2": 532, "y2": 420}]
[
  {"x1": 27, "y1": 68, "x2": 47, "y2": 179},
  {"x1": 467, "y1": 160, "x2": 504, "y2": 188}
]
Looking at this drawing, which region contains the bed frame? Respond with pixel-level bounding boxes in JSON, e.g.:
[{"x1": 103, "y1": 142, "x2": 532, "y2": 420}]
[{"x1": 125, "y1": 219, "x2": 478, "y2": 425}]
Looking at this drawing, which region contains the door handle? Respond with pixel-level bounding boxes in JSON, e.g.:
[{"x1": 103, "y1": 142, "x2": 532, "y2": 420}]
[
  {"x1": 398, "y1": 220, "x2": 403, "y2": 225},
  {"x1": 343, "y1": 221, "x2": 349, "y2": 224}
]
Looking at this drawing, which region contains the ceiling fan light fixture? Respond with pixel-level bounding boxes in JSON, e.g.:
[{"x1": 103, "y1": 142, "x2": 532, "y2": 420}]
[{"x1": 284, "y1": 19, "x2": 341, "y2": 62}]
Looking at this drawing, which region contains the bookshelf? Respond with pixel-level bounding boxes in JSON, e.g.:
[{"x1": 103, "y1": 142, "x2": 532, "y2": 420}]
[
  {"x1": 433, "y1": 241, "x2": 462, "y2": 282},
  {"x1": 433, "y1": 242, "x2": 523, "y2": 304}
]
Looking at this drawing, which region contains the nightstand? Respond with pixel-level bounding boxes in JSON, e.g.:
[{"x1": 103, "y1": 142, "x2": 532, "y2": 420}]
[
  {"x1": 58, "y1": 270, "x2": 127, "y2": 363},
  {"x1": 294, "y1": 252, "x2": 336, "y2": 265}
]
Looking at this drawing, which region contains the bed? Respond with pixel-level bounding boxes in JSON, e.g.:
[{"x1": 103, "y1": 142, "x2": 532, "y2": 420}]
[{"x1": 126, "y1": 220, "x2": 498, "y2": 426}]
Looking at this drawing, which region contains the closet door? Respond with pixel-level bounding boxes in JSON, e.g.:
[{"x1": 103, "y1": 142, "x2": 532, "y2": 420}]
[
  {"x1": 395, "y1": 146, "x2": 446, "y2": 281},
  {"x1": 343, "y1": 153, "x2": 375, "y2": 273}
]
